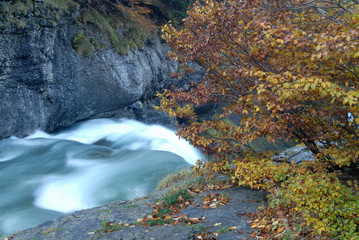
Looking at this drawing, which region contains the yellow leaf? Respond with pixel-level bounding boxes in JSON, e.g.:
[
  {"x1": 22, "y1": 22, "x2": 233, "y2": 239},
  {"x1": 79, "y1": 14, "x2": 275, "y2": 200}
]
[
  {"x1": 277, "y1": 226, "x2": 285, "y2": 233},
  {"x1": 304, "y1": 83, "x2": 310, "y2": 91},
  {"x1": 250, "y1": 224, "x2": 258, "y2": 228}
]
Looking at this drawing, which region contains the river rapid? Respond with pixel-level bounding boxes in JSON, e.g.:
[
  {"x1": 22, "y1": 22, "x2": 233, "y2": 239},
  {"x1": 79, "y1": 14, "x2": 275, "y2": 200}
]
[{"x1": 0, "y1": 118, "x2": 203, "y2": 235}]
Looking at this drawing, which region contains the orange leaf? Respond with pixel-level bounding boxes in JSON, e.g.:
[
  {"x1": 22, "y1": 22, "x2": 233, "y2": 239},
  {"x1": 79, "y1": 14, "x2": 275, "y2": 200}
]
[{"x1": 277, "y1": 226, "x2": 285, "y2": 233}]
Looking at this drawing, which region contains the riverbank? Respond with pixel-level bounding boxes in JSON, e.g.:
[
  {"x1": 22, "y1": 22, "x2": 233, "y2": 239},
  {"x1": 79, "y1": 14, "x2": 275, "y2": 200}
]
[{"x1": 3, "y1": 172, "x2": 266, "y2": 240}]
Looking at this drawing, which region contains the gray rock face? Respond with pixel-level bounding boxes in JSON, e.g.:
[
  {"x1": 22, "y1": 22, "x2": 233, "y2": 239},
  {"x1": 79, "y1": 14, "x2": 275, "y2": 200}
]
[
  {"x1": 273, "y1": 145, "x2": 315, "y2": 163},
  {"x1": 9, "y1": 187, "x2": 266, "y2": 240},
  {"x1": 0, "y1": 16, "x2": 178, "y2": 139}
]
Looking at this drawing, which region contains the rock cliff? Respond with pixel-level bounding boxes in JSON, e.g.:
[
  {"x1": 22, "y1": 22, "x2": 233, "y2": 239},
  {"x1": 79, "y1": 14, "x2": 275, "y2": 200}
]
[{"x1": 0, "y1": 1, "x2": 181, "y2": 139}]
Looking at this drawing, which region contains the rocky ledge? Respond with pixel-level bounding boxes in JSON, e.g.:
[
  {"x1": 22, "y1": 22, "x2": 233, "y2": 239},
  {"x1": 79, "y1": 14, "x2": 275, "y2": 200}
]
[{"x1": 6, "y1": 183, "x2": 266, "y2": 240}]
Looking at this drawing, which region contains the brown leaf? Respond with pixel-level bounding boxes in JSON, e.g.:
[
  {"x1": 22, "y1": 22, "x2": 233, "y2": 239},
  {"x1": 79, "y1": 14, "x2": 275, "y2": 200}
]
[{"x1": 188, "y1": 217, "x2": 200, "y2": 223}]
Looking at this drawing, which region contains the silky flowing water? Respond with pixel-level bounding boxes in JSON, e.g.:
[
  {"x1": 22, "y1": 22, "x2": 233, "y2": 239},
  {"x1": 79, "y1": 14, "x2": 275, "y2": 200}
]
[{"x1": 0, "y1": 118, "x2": 203, "y2": 235}]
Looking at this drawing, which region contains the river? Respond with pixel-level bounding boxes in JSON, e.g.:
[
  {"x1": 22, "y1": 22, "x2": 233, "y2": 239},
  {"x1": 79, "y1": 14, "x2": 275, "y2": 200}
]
[{"x1": 0, "y1": 118, "x2": 203, "y2": 236}]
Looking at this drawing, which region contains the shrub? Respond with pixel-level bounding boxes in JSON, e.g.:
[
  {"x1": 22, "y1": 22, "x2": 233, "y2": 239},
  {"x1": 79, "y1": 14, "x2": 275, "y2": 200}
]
[
  {"x1": 72, "y1": 32, "x2": 93, "y2": 58},
  {"x1": 271, "y1": 172, "x2": 359, "y2": 238}
]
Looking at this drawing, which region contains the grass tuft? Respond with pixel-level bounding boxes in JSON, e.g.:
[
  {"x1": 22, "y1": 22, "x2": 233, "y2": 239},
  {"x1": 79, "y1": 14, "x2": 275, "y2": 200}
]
[
  {"x1": 161, "y1": 188, "x2": 193, "y2": 206},
  {"x1": 157, "y1": 168, "x2": 196, "y2": 190}
]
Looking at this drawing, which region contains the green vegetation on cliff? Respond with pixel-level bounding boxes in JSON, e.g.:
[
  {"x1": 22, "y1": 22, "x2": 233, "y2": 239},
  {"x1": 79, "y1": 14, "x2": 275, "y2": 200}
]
[{"x1": 0, "y1": 0, "x2": 192, "y2": 55}]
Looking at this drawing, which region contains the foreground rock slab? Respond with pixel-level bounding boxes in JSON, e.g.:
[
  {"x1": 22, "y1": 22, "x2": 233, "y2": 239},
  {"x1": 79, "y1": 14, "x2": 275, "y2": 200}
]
[{"x1": 8, "y1": 187, "x2": 266, "y2": 240}]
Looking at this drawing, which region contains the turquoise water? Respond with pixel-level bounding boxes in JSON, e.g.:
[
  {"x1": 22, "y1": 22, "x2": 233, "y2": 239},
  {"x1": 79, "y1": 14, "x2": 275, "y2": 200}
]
[{"x1": 0, "y1": 119, "x2": 203, "y2": 235}]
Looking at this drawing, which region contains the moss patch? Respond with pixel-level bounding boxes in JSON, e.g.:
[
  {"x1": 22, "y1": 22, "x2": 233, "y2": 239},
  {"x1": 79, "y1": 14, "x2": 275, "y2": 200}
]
[
  {"x1": 72, "y1": 32, "x2": 93, "y2": 57},
  {"x1": 43, "y1": 0, "x2": 79, "y2": 18}
]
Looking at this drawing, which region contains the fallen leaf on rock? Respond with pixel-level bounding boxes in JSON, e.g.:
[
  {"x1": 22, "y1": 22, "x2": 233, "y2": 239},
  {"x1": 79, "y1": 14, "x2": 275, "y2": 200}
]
[
  {"x1": 238, "y1": 229, "x2": 244, "y2": 234},
  {"x1": 277, "y1": 226, "x2": 285, "y2": 233},
  {"x1": 214, "y1": 222, "x2": 222, "y2": 226},
  {"x1": 188, "y1": 217, "x2": 200, "y2": 223},
  {"x1": 189, "y1": 186, "x2": 202, "y2": 194},
  {"x1": 202, "y1": 193, "x2": 231, "y2": 209},
  {"x1": 173, "y1": 215, "x2": 183, "y2": 221}
]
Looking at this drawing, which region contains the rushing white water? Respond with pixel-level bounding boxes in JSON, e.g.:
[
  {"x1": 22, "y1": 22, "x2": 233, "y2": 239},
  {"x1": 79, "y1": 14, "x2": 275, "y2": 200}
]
[{"x1": 0, "y1": 118, "x2": 203, "y2": 235}]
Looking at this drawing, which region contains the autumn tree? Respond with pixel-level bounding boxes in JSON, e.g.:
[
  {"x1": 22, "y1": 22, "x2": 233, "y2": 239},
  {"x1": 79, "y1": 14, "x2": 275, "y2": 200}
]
[{"x1": 157, "y1": 0, "x2": 359, "y2": 238}]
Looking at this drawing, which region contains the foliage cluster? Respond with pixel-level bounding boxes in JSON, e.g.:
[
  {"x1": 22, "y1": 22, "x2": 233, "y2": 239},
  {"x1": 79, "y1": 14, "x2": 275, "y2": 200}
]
[
  {"x1": 0, "y1": 0, "x2": 32, "y2": 28},
  {"x1": 76, "y1": 0, "x2": 195, "y2": 55},
  {"x1": 72, "y1": 32, "x2": 93, "y2": 57},
  {"x1": 0, "y1": 0, "x2": 194, "y2": 55},
  {"x1": 78, "y1": 7, "x2": 130, "y2": 55},
  {"x1": 97, "y1": 215, "x2": 125, "y2": 234},
  {"x1": 272, "y1": 173, "x2": 359, "y2": 238},
  {"x1": 249, "y1": 173, "x2": 359, "y2": 239},
  {"x1": 154, "y1": 0, "x2": 194, "y2": 25},
  {"x1": 160, "y1": 188, "x2": 193, "y2": 206},
  {"x1": 157, "y1": 0, "x2": 359, "y2": 238},
  {"x1": 43, "y1": 0, "x2": 79, "y2": 18},
  {"x1": 0, "y1": 0, "x2": 78, "y2": 22}
]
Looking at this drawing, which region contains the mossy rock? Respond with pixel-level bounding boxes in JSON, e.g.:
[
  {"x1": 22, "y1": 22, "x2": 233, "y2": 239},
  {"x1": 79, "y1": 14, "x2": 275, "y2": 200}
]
[{"x1": 72, "y1": 32, "x2": 93, "y2": 58}]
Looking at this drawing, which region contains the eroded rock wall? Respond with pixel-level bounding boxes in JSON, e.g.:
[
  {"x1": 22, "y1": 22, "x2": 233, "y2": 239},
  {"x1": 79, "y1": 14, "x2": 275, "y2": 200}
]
[{"x1": 0, "y1": 11, "x2": 178, "y2": 138}]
